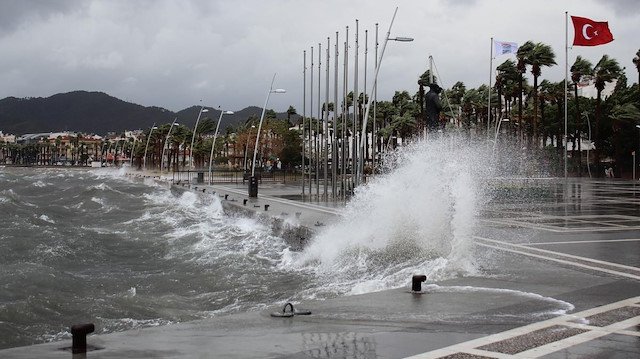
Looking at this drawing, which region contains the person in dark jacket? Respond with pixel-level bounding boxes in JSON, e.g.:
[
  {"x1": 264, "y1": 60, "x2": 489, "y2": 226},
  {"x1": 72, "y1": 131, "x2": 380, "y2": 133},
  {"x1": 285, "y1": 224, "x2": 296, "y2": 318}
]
[{"x1": 425, "y1": 83, "x2": 443, "y2": 131}]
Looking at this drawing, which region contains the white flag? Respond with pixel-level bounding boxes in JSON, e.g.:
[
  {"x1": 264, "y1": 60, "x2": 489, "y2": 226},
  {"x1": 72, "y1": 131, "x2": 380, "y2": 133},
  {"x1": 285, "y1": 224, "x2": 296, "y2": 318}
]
[{"x1": 494, "y1": 40, "x2": 518, "y2": 56}]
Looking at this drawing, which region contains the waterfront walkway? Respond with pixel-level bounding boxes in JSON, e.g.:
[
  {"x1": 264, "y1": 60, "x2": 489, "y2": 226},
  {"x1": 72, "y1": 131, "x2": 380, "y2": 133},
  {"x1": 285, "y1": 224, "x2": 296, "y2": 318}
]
[{"x1": 2, "y1": 177, "x2": 640, "y2": 358}]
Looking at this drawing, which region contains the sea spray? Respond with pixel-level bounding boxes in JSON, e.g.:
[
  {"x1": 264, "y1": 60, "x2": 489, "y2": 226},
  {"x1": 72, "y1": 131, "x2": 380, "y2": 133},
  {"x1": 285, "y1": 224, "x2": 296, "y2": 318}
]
[{"x1": 291, "y1": 136, "x2": 493, "y2": 294}]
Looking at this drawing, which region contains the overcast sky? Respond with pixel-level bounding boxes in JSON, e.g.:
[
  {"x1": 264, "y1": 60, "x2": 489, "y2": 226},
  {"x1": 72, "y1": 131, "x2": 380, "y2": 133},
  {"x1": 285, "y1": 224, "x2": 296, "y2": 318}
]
[{"x1": 0, "y1": 0, "x2": 638, "y2": 113}]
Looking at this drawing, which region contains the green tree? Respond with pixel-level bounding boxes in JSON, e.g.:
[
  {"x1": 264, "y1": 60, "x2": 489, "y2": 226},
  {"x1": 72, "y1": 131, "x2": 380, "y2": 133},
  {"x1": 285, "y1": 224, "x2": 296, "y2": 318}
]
[
  {"x1": 516, "y1": 41, "x2": 535, "y2": 136},
  {"x1": 570, "y1": 55, "x2": 593, "y2": 173},
  {"x1": 633, "y1": 49, "x2": 640, "y2": 86},
  {"x1": 593, "y1": 55, "x2": 622, "y2": 170},
  {"x1": 523, "y1": 42, "x2": 557, "y2": 140}
]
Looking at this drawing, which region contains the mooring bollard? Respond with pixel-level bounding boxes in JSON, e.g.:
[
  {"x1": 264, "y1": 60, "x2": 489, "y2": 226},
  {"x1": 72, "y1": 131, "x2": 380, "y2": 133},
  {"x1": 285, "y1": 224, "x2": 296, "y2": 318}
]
[
  {"x1": 412, "y1": 275, "x2": 427, "y2": 292},
  {"x1": 243, "y1": 199, "x2": 248, "y2": 206},
  {"x1": 224, "y1": 194, "x2": 229, "y2": 200},
  {"x1": 264, "y1": 204, "x2": 270, "y2": 211},
  {"x1": 71, "y1": 323, "x2": 95, "y2": 354}
]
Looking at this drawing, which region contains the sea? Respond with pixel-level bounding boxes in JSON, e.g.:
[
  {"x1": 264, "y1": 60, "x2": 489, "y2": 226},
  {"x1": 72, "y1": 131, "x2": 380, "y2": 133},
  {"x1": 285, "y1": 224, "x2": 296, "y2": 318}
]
[{"x1": 0, "y1": 137, "x2": 568, "y2": 350}]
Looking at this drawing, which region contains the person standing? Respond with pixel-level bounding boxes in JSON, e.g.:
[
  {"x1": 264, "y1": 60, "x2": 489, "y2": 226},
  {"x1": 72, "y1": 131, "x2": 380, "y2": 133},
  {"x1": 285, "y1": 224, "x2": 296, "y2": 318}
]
[{"x1": 425, "y1": 83, "x2": 443, "y2": 132}]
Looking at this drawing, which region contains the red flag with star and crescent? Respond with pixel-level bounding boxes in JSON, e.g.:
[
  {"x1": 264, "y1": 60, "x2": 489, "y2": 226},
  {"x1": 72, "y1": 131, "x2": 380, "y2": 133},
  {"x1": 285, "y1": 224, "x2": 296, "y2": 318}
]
[{"x1": 571, "y1": 16, "x2": 614, "y2": 46}]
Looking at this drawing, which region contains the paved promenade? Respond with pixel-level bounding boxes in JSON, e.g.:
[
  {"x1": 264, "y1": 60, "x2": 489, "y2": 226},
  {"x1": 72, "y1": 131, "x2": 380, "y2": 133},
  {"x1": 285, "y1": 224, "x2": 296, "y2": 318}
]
[{"x1": 2, "y1": 177, "x2": 640, "y2": 358}]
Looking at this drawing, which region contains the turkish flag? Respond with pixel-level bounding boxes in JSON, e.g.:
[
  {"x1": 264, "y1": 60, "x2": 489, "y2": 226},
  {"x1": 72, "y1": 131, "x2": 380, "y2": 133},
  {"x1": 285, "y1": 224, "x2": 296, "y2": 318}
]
[{"x1": 571, "y1": 16, "x2": 614, "y2": 46}]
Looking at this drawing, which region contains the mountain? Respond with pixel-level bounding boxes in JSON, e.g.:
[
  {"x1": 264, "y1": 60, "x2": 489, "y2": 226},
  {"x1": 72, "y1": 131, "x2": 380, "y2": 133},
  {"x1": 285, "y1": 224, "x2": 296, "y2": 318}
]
[{"x1": 0, "y1": 91, "x2": 300, "y2": 135}]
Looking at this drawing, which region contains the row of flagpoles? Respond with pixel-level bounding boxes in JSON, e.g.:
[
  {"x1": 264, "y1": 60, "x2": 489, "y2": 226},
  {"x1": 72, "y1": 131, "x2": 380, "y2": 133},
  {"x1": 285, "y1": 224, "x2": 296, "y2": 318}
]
[{"x1": 487, "y1": 13, "x2": 613, "y2": 178}]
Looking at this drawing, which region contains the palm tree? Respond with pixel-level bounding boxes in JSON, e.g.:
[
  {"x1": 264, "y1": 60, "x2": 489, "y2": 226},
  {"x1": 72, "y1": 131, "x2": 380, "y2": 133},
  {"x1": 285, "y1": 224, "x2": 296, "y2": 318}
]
[
  {"x1": 516, "y1": 41, "x2": 535, "y2": 139},
  {"x1": 527, "y1": 42, "x2": 556, "y2": 141},
  {"x1": 593, "y1": 55, "x2": 622, "y2": 170},
  {"x1": 570, "y1": 56, "x2": 593, "y2": 174},
  {"x1": 496, "y1": 60, "x2": 518, "y2": 120},
  {"x1": 633, "y1": 49, "x2": 640, "y2": 86}
]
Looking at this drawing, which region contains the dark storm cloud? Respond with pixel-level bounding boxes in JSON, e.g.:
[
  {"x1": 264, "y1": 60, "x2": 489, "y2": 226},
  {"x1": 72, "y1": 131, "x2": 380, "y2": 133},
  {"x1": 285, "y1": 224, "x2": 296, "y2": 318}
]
[{"x1": 0, "y1": 0, "x2": 83, "y2": 33}]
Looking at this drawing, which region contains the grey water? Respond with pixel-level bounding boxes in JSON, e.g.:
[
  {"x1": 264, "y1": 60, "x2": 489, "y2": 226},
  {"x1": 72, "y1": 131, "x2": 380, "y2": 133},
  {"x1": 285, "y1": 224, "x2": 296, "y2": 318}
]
[
  {"x1": 0, "y1": 167, "x2": 321, "y2": 349},
  {"x1": 0, "y1": 138, "x2": 572, "y2": 350}
]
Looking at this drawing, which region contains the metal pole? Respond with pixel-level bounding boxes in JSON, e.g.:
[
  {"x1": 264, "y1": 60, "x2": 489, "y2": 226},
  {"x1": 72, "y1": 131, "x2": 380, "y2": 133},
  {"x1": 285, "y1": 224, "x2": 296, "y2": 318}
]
[
  {"x1": 359, "y1": 7, "x2": 399, "y2": 184},
  {"x1": 373, "y1": 23, "x2": 378, "y2": 172},
  {"x1": 564, "y1": 11, "x2": 568, "y2": 179},
  {"x1": 142, "y1": 122, "x2": 156, "y2": 171},
  {"x1": 302, "y1": 50, "x2": 307, "y2": 198},
  {"x1": 488, "y1": 37, "x2": 493, "y2": 139},
  {"x1": 343, "y1": 26, "x2": 349, "y2": 201},
  {"x1": 251, "y1": 74, "x2": 277, "y2": 177},
  {"x1": 324, "y1": 36, "x2": 330, "y2": 200},
  {"x1": 316, "y1": 42, "x2": 321, "y2": 199},
  {"x1": 161, "y1": 118, "x2": 178, "y2": 174},
  {"x1": 353, "y1": 19, "x2": 359, "y2": 187},
  {"x1": 189, "y1": 104, "x2": 207, "y2": 169},
  {"x1": 309, "y1": 46, "x2": 314, "y2": 196},
  {"x1": 363, "y1": 29, "x2": 368, "y2": 181},
  {"x1": 333, "y1": 31, "x2": 339, "y2": 199},
  {"x1": 209, "y1": 108, "x2": 232, "y2": 182}
]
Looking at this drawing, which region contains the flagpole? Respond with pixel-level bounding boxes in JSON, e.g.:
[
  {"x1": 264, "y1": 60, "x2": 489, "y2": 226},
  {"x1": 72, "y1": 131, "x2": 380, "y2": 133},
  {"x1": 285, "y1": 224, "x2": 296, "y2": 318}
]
[
  {"x1": 564, "y1": 11, "x2": 568, "y2": 179},
  {"x1": 488, "y1": 37, "x2": 493, "y2": 139},
  {"x1": 302, "y1": 50, "x2": 306, "y2": 199}
]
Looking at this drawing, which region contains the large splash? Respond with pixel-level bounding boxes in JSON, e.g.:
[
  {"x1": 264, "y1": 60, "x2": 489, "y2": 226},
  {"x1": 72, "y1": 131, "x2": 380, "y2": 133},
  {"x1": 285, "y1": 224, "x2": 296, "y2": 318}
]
[{"x1": 289, "y1": 136, "x2": 494, "y2": 295}]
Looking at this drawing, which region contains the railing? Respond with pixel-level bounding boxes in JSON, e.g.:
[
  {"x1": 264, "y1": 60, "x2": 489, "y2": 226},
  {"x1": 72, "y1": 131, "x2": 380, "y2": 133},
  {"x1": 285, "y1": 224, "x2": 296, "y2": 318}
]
[{"x1": 171, "y1": 169, "x2": 303, "y2": 185}]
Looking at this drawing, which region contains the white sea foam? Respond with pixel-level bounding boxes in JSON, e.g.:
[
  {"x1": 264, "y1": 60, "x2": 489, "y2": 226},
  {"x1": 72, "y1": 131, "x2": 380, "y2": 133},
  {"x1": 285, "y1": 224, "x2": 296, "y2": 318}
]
[
  {"x1": 424, "y1": 284, "x2": 575, "y2": 315},
  {"x1": 38, "y1": 214, "x2": 55, "y2": 223},
  {"x1": 287, "y1": 136, "x2": 493, "y2": 296}
]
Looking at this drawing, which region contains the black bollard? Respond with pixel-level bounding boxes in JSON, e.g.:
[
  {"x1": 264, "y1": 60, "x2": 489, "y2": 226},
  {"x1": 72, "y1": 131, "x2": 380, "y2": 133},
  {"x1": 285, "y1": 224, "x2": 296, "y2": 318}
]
[
  {"x1": 264, "y1": 204, "x2": 270, "y2": 211},
  {"x1": 71, "y1": 323, "x2": 95, "y2": 354},
  {"x1": 243, "y1": 199, "x2": 248, "y2": 206},
  {"x1": 412, "y1": 275, "x2": 427, "y2": 292},
  {"x1": 224, "y1": 194, "x2": 228, "y2": 200}
]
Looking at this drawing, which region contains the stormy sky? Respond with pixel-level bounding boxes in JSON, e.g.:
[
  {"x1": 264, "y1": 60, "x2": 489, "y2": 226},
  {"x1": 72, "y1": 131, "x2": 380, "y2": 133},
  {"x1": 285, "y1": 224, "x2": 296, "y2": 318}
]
[{"x1": 0, "y1": 0, "x2": 638, "y2": 113}]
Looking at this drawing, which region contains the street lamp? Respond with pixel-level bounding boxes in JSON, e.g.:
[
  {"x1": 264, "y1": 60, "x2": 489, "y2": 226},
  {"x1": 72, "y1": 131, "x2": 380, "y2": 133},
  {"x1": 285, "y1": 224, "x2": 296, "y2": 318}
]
[
  {"x1": 189, "y1": 106, "x2": 209, "y2": 169},
  {"x1": 143, "y1": 124, "x2": 158, "y2": 171},
  {"x1": 208, "y1": 108, "x2": 235, "y2": 183},
  {"x1": 492, "y1": 118, "x2": 510, "y2": 154},
  {"x1": 161, "y1": 118, "x2": 179, "y2": 174},
  {"x1": 635, "y1": 124, "x2": 640, "y2": 181},
  {"x1": 358, "y1": 6, "x2": 412, "y2": 184},
  {"x1": 244, "y1": 125, "x2": 256, "y2": 172},
  {"x1": 249, "y1": 73, "x2": 286, "y2": 197}
]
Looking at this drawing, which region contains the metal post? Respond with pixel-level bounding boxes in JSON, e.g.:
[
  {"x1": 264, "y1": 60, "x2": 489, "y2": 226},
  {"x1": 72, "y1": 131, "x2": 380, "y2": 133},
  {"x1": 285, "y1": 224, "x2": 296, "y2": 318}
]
[
  {"x1": 373, "y1": 23, "x2": 378, "y2": 172},
  {"x1": 353, "y1": 19, "x2": 359, "y2": 187},
  {"x1": 189, "y1": 104, "x2": 207, "y2": 169},
  {"x1": 324, "y1": 37, "x2": 330, "y2": 200},
  {"x1": 359, "y1": 7, "x2": 399, "y2": 184},
  {"x1": 333, "y1": 31, "x2": 339, "y2": 200},
  {"x1": 302, "y1": 50, "x2": 307, "y2": 198},
  {"x1": 309, "y1": 46, "x2": 314, "y2": 197},
  {"x1": 316, "y1": 42, "x2": 321, "y2": 199}
]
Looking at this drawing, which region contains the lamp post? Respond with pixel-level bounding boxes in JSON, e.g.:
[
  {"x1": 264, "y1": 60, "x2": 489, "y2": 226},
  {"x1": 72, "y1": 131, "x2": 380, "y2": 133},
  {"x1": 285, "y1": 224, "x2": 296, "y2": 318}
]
[
  {"x1": 249, "y1": 73, "x2": 286, "y2": 197},
  {"x1": 208, "y1": 108, "x2": 234, "y2": 183},
  {"x1": 492, "y1": 118, "x2": 510, "y2": 154},
  {"x1": 633, "y1": 125, "x2": 640, "y2": 181},
  {"x1": 189, "y1": 106, "x2": 209, "y2": 169},
  {"x1": 244, "y1": 125, "x2": 256, "y2": 172},
  {"x1": 161, "y1": 118, "x2": 179, "y2": 174},
  {"x1": 129, "y1": 139, "x2": 136, "y2": 167},
  {"x1": 358, "y1": 7, "x2": 412, "y2": 184},
  {"x1": 143, "y1": 124, "x2": 157, "y2": 171}
]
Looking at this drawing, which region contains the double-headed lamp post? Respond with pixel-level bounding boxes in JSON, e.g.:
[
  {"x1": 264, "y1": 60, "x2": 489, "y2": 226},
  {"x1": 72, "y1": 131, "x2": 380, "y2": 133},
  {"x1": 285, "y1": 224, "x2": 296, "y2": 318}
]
[
  {"x1": 143, "y1": 124, "x2": 158, "y2": 171},
  {"x1": 161, "y1": 118, "x2": 179, "y2": 174},
  {"x1": 249, "y1": 73, "x2": 286, "y2": 197},
  {"x1": 208, "y1": 108, "x2": 234, "y2": 183},
  {"x1": 358, "y1": 7, "x2": 412, "y2": 185},
  {"x1": 189, "y1": 107, "x2": 209, "y2": 169}
]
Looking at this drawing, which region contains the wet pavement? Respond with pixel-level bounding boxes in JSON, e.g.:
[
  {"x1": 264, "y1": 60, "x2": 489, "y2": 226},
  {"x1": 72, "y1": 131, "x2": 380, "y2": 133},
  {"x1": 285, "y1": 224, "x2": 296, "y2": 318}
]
[{"x1": 2, "y1": 177, "x2": 640, "y2": 358}]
